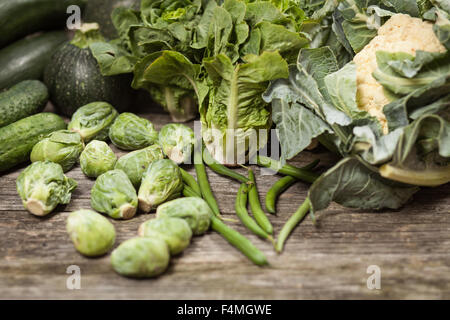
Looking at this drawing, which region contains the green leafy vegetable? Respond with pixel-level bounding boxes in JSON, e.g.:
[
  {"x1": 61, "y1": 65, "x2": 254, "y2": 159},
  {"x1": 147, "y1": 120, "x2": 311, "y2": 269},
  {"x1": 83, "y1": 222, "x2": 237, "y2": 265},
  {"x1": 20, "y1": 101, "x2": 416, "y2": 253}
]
[
  {"x1": 308, "y1": 157, "x2": 419, "y2": 215},
  {"x1": 16, "y1": 161, "x2": 77, "y2": 216},
  {"x1": 201, "y1": 51, "x2": 288, "y2": 164},
  {"x1": 30, "y1": 130, "x2": 84, "y2": 172}
]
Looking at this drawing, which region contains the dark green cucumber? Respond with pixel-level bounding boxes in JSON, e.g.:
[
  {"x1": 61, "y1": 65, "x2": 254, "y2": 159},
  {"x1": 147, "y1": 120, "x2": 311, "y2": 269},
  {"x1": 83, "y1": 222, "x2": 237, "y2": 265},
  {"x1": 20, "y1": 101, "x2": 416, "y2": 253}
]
[
  {"x1": 44, "y1": 24, "x2": 133, "y2": 116},
  {"x1": 0, "y1": 31, "x2": 68, "y2": 90},
  {"x1": 0, "y1": 0, "x2": 87, "y2": 48},
  {"x1": 0, "y1": 113, "x2": 67, "y2": 172},
  {"x1": 84, "y1": 0, "x2": 140, "y2": 38},
  {"x1": 0, "y1": 80, "x2": 49, "y2": 127}
]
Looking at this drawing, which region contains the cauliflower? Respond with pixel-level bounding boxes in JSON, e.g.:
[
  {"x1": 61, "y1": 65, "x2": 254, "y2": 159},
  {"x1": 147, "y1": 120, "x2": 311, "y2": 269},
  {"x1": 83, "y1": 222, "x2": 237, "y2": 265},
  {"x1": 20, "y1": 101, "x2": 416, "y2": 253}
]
[{"x1": 353, "y1": 14, "x2": 447, "y2": 133}]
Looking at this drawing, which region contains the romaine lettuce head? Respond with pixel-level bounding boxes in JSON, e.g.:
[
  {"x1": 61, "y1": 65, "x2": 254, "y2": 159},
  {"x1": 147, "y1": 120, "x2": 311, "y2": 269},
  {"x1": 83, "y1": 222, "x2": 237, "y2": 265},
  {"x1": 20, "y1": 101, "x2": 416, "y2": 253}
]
[{"x1": 201, "y1": 51, "x2": 289, "y2": 164}]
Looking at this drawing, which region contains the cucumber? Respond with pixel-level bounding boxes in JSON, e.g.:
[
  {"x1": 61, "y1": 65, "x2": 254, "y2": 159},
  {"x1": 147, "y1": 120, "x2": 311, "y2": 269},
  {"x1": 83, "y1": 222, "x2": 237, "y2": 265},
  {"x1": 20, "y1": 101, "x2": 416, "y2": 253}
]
[
  {"x1": 0, "y1": 31, "x2": 68, "y2": 90},
  {"x1": 0, "y1": 0, "x2": 87, "y2": 48},
  {"x1": 0, "y1": 113, "x2": 67, "y2": 172},
  {"x1": 0, "y1": 80, "x2": 49, "y2": 127}
]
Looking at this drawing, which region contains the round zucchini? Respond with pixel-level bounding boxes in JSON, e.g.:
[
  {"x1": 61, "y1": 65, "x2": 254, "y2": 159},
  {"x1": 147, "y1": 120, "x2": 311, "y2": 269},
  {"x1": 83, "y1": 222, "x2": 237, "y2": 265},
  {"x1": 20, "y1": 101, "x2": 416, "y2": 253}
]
[
  {"x1": 0, "y1": 0, "x2": 87, "y2": 48},
  {"x1": 0, "y1": 31, "x2": 68, "y2": 90},
  {"x1": 0, "y1": 80, "x2": 49, "y2": 128},
  {"x1": 44, "y1": 24, "x2": 134, "y2": 116},
  {"x1": 0, "y1": 113, "x2": 67, "y2": 172}
]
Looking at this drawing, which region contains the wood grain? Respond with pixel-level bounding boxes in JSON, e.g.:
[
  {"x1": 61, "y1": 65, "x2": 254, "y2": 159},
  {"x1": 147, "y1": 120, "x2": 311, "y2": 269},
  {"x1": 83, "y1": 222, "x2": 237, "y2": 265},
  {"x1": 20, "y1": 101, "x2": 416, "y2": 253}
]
[{"x1": 0, "y1": 109, "x2": 449, "y2": 300}]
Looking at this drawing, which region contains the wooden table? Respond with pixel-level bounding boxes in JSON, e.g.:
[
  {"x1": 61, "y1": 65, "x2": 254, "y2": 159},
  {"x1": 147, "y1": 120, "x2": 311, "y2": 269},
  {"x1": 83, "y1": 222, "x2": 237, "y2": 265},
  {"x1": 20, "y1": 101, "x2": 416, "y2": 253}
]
[{"x1": 1, "y1": 108, "x2": 449, "y2": 300}]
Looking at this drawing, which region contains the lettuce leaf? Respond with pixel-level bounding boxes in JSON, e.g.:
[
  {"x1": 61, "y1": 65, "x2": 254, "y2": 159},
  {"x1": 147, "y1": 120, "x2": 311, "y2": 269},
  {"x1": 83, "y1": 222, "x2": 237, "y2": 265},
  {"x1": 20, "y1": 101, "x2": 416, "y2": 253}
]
[{"x1": 201, "y1": 51, "x2": 289, "y2": 164}]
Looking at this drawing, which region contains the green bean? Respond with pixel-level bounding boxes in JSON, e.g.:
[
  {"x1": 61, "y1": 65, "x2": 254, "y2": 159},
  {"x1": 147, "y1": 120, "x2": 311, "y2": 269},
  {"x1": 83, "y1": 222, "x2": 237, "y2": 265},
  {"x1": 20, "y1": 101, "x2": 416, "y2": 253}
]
[
  {"x1": 275, "y1": 198, "x2": 311, "y2": 253},
  {"x1": 183, "y1": 184, "x2": 201, "y2": 198},
  {"x1": 235, "y1": 184, "x2": 272, "y2": 240},
  {"x1": 265, "y1": 176, "x2": 297, "y2": 214},
  {"x1": 194, "y1": 149, "x2": 220, "y2": 217},
  {"x1": 186, "y1": 157, "x2": 268, "y2": 266},
  {"x1": 211, "y1": 216, "x2": 268, "y2": 266},
  {"x1": 257, "y1": 156, "x2": 320, "y2": 183},
  {"x1": 248, "y1": 169, "x2": 273, "y2": 235},
  {"x1": 203, "y1": 150, "x2": 251, "y2": 184},
  {"x1": 180, "y1": 168, "x2": 202, "y2": 196}
]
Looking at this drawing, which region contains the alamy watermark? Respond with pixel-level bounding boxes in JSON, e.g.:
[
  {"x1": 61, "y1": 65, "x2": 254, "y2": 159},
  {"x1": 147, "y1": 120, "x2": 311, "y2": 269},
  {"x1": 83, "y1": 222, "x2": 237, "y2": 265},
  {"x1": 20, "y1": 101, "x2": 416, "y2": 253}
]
[
  {"x1": 66, "y1": 265, "x2": 81, "y2": 290},
  {"x1": 366, "y1": 265, "x2": 381, "y2": 290},
  {"x1": 66, "y1": 5, "x2": 82, "y2": 30}
]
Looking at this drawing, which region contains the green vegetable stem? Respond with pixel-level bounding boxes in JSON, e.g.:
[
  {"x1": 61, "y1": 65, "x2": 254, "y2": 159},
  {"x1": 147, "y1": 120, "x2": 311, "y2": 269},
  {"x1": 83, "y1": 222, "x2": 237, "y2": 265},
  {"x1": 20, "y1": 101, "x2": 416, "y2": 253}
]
[
  {"x1": 194, "y1": 148, "x2": 220, "y2": 217},
  {"x1": 180, "y1": 168, "x2": 202, "y2": 197},
  {"x1": 183, "y1": 184, "x2": 201, "y2": 198},
  {"x1": 235, "y1": 184, "x2": 272, "y2": 241},
  {"x1": 257, "y1": 156, "x2": 320, "y2": 183},
  {"x1": 211, "y1": 216, "x2": 268, "y2": 266},
  {"x1": 276, "y1": 198, "x2": 311, "y2": 253},
  {"x1": 189, "y1": 151, "x2": 268, "y2": 266},
  {"x1": 248, "y1": 169, "x2": 273, "y2": 235},
  {"x1": 265, "y1": 176, "x2": 297, "y2": 214},
  {"x1": 203, "y1": 149, "x2": 252, "y2": 184}
]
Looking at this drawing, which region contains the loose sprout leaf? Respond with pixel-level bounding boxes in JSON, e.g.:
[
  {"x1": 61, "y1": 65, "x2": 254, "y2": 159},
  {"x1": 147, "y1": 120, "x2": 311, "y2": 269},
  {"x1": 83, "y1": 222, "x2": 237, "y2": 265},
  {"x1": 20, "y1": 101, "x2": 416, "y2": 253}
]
[{"x1": 308, "y1": 157, "x2": 419, "y2": 214}]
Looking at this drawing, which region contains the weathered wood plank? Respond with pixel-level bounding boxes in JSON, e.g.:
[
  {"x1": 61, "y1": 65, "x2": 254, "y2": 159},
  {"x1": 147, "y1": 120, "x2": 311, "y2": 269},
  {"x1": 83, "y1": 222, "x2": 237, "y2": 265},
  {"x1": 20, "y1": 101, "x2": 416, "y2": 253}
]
[{"x1": 0, "y1": 109, "x2": 449, "y2": 299}]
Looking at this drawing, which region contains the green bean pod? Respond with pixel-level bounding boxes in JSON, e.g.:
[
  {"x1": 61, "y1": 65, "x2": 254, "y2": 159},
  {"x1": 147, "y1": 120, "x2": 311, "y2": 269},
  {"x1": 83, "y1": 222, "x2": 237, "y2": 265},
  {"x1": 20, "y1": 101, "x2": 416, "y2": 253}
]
[
  {"x1": 276, "y1": 198, "x2": 311, "y2": 253},
  {"x1": 183, "y1": 184, "x2": 201, "y2": 198},
  {"x1": 203, "y1": 150, "x2": 251, "y2": 184},
  {"x1": 194, "y1": 149, "x2": 220, "y2": 217},
  {"x1": 257, "y1": 156, "x2": 320, "y2": 183},
  {"x1": 235, "y1": 184, "x2": 271, "y2": 240},
  {"x1": 182, "y1": 166, "x2": 268, "y2": 266},
  {"x1": 248, "y1": 169, "x2": 273, "y2": 235},
  {"x1": 211, "y1": 216, "x2": 268, "y2": 266},
  {"x1": 180, "y1": 168, "x2": 202, "y2": 196},
  {"x1": 265, "y1": 176, "x2": 297, "y2": 214}
]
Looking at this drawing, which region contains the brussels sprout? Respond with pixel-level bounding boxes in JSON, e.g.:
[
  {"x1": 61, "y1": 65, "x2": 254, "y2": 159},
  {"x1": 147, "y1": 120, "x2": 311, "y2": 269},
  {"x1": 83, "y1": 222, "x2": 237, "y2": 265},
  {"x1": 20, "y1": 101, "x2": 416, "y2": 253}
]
[
  {"x1": 156, "y1": 197, "x2": 212, "y2": 235},
  {"x1": 111, "y1": 237, "x2": 170, "y2": 278},
  {"x1": 80, "y1": 140, "x2": 117, "y2": 178},
  {"x1": 138, "y1": 217, "x2": 192, "y2": 255},
  {"x1": 109, "y1": 113, "x2": 158, "y2": 150},
  {"x1": 30, "y1": 130, "x2": 84, "y2": 172},
  {"x1": 16, "y1": 161, "x2": 77, "y2": 216},
  {"x1": 91, "y1": 169, "x2": 138, "y2": 220},
  {"x1": 68, "y1": 102, "x2": 118, "y2": 143},
  {"x1": 158, "y1": 124, "x2": 194, "y2": 164},
  {"x1": 138, "y1": 159, "x2": 183, "y2": 212},
  {"x1": 114, "y1": 145, "x2": 165, "y2": 187},
  {"x1": 66, "y1": 209, "x2": 116, "y2": 257}
]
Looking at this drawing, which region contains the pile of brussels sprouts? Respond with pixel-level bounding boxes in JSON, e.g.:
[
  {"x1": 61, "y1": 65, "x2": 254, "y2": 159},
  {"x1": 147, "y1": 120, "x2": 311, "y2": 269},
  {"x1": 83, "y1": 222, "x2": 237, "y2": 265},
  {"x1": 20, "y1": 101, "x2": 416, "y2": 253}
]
[{"x1": 16, "y1": 101, "x2": 214, "y2": 278}]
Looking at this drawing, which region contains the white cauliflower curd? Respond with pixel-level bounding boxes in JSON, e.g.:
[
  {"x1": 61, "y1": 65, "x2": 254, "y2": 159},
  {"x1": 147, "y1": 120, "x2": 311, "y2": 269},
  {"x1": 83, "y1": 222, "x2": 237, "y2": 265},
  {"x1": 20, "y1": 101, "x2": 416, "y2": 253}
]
[{"x1": 353, "y1": 14, "x2": 447, "y2": 133}]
